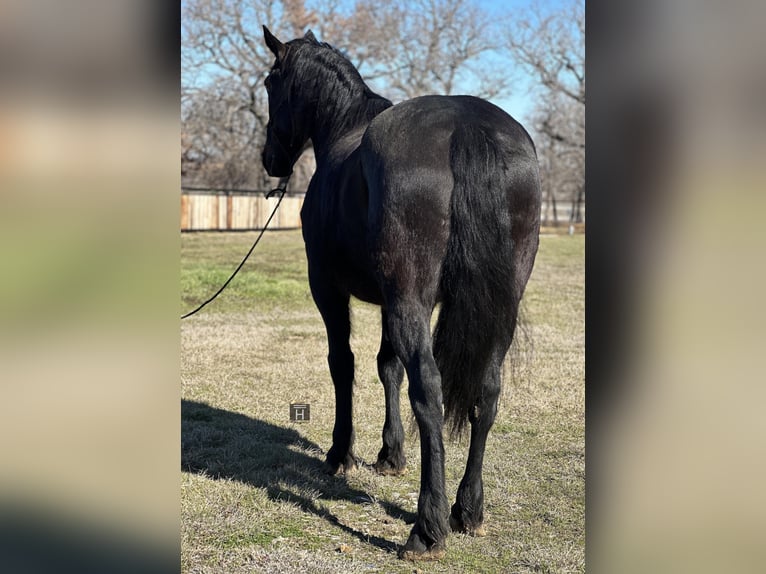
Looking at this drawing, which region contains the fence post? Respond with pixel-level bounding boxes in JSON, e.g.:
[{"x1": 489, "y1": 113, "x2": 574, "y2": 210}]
[
  {"x1": 226, "y1": 192, "x2": 233, "y2": 230},
  {"x1": 180, "y1": 194, "x2": 190, "y2": 230}
]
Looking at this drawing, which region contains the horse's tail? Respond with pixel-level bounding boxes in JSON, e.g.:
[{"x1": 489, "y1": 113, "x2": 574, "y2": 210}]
[{"x1": 434, "y1": 122, "x2": 539, "y2": 436}]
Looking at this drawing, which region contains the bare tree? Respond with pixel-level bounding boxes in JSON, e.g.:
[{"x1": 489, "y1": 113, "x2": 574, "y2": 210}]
[
  {"x1": 504, "y1": 0, "x2": 585, "y2": 225},
  {"x1": 508, "y1": 1, "x2": 585, "y2": 107},
  {"x1": 182, "y1": 0, "x2": 317, "y2": 190},
  {"x1": 531, "y1": 91, "x2": 585, "y2": 225},
  {"x1": 182, "y1": 77, "x2": 264, "y2": 189},
  {"x1": 321, "y1": 0, "x2": 504, "y2": 101}
]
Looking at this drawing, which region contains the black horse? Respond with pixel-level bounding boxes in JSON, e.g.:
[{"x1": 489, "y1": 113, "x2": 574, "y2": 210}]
[{"x1": 261, "y1": 27, "x2": 541, "y2": 561}]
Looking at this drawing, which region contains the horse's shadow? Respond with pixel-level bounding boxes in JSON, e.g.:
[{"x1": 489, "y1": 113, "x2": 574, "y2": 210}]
[{"x1": 181, "y1": 399, "x2": 414, "y2": 553}]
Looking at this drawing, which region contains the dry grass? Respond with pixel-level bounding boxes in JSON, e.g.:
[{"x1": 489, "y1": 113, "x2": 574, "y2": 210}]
[{"x1": 181, "y1": 230, "x2": 584, "y2": 573}]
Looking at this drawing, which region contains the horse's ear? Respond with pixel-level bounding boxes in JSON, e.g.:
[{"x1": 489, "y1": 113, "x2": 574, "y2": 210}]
[
  {"x1": 263, "y1": 25, "x2": 287, "y2": 60},
  {"x1": 304, "y1": 29, "x2": 317, "y2": 43}
]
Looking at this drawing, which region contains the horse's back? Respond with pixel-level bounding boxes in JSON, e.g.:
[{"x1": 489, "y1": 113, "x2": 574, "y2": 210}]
[
  {"x1": 361, "y1": 95, "x2": 538, "y2": 212},
  {"x1": 364, "y1": 95, "x2": 536, "y2": 164}
]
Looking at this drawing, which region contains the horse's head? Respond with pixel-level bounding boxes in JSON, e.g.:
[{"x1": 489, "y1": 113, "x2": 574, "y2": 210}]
[{"x1": 261, "y1": 26, "x2": 315, "y2": 178}]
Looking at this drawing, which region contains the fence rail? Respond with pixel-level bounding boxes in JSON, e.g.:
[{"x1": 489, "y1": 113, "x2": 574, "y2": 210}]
[
  {"x1": 181, "y1": 187, "x2": 305, "y2": 231},
  {"x1": 181, "y1": 187, "x2": 584, "y2": 231}
]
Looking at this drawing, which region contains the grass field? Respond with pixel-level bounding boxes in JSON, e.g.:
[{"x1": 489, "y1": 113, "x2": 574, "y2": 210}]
[{"x1": 181, "y1": 229, "x2": 584, "y2": 573}]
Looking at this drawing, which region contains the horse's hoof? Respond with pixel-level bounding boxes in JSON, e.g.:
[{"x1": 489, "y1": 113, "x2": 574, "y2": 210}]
[
  {"x1": 397, "y1": 531, "x2": 446, "y2": 561},
  {"x1": 325, "y1": 454, "x2": 357, "y2": 476},
  {"x1": 373, "y1": 459, "x2": 407, "y2": 476},
  {"x1": 449, "y1": 513, "x2": 487, "y2": 537},
  {"x1": 397, "y1": 542, "x2": 446, "y2": 561}
]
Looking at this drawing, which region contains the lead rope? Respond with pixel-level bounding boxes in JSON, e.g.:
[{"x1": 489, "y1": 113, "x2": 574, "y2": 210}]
[{"x1": 181, "y1": 177, "x2": 290, "y2": 320}]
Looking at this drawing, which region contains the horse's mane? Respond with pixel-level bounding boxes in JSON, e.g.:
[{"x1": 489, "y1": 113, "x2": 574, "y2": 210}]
[{"x1": 285, "y1": 36, "x2": 392, "y2": 131}]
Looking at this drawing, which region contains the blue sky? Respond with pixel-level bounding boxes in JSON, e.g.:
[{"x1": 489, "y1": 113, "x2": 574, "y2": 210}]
[{"x1": 183, "y1": 0, "x2": 578, "y2": 123}]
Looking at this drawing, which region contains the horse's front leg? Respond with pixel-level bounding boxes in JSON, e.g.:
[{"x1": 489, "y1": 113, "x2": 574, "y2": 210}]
[{"x1": 315, "y1": 291, "x2": 357, "y2": 475}]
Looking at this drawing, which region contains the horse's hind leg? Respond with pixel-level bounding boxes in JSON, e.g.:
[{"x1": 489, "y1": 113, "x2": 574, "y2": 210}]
[
  {"x1": 449, "y1": 345, "x2": 506, "y2": 536},
  {"x1": 387, "y1": 301, "x2": 450, "y2": 560},
  {"x1": 374, "y1": 309, "x2": 407, "y2": 476},
  {"x1": 315, "y1": 292, "x2": 357, "y2": 475}
]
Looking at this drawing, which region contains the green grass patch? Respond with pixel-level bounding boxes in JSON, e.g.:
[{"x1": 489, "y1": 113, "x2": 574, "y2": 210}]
[{"x1": 180, "y1": 230, "x2": 312, "y2": 315}]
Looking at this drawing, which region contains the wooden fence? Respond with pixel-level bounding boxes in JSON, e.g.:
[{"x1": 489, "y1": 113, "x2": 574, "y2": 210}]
[
  {"x1": 181, "y1": 187, "x2": 304, "y2": 231},
  {"x1": 181, "y1": 187, "x2": 585, "y2": 232}
]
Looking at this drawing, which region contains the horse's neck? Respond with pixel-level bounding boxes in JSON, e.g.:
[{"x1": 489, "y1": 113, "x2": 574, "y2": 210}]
[
  {"x1": 313, "y1": 125, "x2": 367, "y2": 168},
  {"x1": 311, "y1": 92, "x2": 389, "y2": 155}
]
